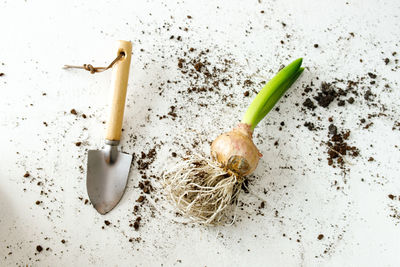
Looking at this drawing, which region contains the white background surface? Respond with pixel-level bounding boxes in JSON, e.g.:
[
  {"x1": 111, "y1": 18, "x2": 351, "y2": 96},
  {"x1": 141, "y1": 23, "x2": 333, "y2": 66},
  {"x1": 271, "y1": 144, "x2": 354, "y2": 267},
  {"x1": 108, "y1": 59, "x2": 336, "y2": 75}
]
[{"x1": 1, "y1": 0, "x2": 399, "y2": 266}]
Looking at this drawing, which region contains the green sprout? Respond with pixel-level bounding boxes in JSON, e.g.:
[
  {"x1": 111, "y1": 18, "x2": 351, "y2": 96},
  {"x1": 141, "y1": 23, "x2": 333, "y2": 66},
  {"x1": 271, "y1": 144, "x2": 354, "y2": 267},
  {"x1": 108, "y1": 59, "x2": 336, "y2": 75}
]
[{"x1": 241, "y1": 58, "x2": 304, "y2": 130}]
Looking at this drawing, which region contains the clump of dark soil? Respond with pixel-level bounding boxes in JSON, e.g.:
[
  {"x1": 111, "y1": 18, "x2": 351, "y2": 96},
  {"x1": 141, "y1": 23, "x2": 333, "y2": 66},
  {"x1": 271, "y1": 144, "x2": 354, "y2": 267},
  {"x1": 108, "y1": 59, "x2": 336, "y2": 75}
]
[
  {"x1": 303, "y1": 98, "x2": 316, "y2": 110},
  {"x1": 364, "y1": 90, "x2": 374, "y2": 101},
  {"x1": 304, "y1": 121, "x2": 316, "y2": 131},
  {"x1": 314, "y1": 82, "x2": 337, "y2": 108},
  {"x1": 138, "y1": 180, "x2": 153, "y2": 194},
  {"x1": 325, "y1": 124, "x2": 359, "y2": 168},
  {"x1": 136, "y1": 195, "x2": 145, "y2": 203},
  {"x1": 133, "y1": 217, "x2": 141, "y2": 230},
  {"x1": 167, "y1": 106, "x2": 178, "y2": 120}
]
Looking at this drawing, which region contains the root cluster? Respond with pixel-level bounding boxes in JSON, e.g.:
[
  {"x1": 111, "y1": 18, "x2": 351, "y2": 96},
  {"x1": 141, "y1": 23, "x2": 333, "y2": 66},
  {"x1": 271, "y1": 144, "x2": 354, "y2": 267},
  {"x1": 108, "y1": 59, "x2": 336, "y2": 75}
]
[{"x1": 163, "y1": 155, "x2": 243, "y2": 225}]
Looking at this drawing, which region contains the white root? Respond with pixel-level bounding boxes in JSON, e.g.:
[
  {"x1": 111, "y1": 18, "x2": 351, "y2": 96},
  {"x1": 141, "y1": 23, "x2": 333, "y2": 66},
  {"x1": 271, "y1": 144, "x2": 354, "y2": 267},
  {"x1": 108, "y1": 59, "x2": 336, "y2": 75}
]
[{"x1": 163, "y1": 155, "x2": 244, "y2": 225}]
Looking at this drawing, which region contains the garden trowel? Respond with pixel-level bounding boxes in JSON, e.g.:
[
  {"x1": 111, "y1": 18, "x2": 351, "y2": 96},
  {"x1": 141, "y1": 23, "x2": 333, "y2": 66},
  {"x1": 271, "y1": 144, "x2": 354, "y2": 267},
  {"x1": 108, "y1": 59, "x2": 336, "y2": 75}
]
[{"x1": 87, "y1": 40, "x2": 132, "y2": 214}]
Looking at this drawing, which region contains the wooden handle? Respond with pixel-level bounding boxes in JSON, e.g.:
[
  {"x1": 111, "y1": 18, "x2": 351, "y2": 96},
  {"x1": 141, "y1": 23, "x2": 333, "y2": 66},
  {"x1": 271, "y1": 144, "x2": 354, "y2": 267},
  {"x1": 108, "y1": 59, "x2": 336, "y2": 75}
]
[{"x1": 105, "y1": 40, "x2": 132, "y2": 141}]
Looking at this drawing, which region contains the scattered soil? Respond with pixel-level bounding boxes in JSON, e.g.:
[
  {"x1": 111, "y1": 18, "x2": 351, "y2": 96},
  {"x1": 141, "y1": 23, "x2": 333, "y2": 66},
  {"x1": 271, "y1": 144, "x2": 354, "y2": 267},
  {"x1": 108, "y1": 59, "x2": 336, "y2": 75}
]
[
  {"x1": 364, "y1": 90, "x2": 374, "y2": 101},
  {"x1": 136, "y1": 146, "x2": 158, "y2": 171},
  {"x1": 388, "y1": 194, "x2": 400, "y2": 224},
  {"x1": 170, "y1": 47, "x2": 245, "y2": 111},
  {"x1": 297, "y1": 71, "x2": 393, "y2": 176},
  {"x1": 167, "y1": 106, "x2": 178, "y2": 119},
  {"x1": 304, "y1": 121, "x2": 316, "y2": 131},
  {"x1": 303, "y1": 98, "x2": 316, "y2": 110},
  {"x1": 133, "y1": 217, "x2": 141, "y2": 230},
  {"x1": 301, "y1": 78, "x2": 367, "y2": 113},
  {"x1": 136, "y1": 196, "x2": 145, "y2": 203},
  {"x1": 314, "y1": 82, "x2": 337, "y2": 108},
  {"x1": 5, "y1": 5, "x2": 399, "y2": 264},
  {"x1": 194, "y1": 62, "x2": 204, "y2": 72},
  {"x1": 326, "y1": 125, "x2": 359, "y2": 168}
]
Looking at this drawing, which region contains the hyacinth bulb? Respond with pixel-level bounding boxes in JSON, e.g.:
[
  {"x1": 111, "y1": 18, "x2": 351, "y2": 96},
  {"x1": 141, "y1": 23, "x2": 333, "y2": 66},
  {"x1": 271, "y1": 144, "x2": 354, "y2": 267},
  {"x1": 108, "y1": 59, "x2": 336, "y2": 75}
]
[{"x1": 211, "y1": 123, "x2": 261, "y2": 176}]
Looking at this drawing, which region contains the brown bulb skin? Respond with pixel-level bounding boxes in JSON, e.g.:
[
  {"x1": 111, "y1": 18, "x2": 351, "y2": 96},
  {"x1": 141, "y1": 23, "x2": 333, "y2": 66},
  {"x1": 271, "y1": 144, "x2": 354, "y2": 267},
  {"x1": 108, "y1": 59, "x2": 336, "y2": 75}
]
[{"x1": 211, "y1": 123, "x2": 261, "y2": 176}]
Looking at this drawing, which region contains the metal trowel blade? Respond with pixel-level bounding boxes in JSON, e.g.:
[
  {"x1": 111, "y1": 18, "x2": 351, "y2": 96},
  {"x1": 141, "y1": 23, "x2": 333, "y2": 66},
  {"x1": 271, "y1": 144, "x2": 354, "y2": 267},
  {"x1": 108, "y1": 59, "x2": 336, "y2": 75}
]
[{"x1": 86, "y1": 147, "x2": 132, "y2": 214}]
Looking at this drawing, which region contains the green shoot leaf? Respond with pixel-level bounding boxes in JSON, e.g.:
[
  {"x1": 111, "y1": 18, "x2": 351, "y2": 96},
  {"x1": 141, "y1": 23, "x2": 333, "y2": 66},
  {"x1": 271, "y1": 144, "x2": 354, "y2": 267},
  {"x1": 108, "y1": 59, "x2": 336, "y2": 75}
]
[{"x1": 241, "y1": 58, "x2": 303, "y2": 130}]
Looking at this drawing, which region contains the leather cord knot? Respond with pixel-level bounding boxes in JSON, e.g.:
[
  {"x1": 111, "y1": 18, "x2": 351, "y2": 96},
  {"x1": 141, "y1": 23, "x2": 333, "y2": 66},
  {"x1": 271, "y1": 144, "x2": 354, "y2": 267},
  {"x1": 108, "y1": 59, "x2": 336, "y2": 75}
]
[
  {"x1": 63, "y1": 52, "x2": 125, "y2": 74},
  {"x1": 83, "y1": 64, "x2": 96, "y2": 74}
]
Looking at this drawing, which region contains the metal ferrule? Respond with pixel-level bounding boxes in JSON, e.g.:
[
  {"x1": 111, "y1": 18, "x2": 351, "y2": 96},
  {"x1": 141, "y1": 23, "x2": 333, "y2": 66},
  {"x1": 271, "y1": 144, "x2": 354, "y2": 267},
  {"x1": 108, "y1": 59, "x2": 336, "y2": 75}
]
[
  {"x1": 104, "y1": 140, "x2": 120, "y2": 164},
  {"x1": 105, "y1": 140, "x2": 120, "y2": 146}
]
